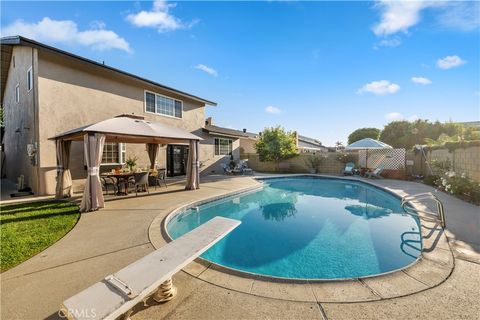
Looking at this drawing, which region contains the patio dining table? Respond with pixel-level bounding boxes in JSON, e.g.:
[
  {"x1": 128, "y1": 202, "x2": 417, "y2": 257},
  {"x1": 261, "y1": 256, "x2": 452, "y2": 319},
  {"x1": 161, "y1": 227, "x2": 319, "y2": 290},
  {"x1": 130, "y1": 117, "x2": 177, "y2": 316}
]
[{"x1": 102, "y1": 172, "x2": 136, "y2": 196}]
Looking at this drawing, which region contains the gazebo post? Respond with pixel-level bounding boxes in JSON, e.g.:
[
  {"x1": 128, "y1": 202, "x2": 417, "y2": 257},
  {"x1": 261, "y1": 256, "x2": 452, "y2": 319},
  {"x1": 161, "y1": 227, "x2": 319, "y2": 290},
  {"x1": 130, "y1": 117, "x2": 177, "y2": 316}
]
[
  {"x1": 185, "y1": 139, "x2": 199, "y2": 190},
  {"x1": 80, "y1": 133, "x2": 106, "y2": 212},
  {"x1": 195, "y1": 140, "x2": 200, "y2": 189}
]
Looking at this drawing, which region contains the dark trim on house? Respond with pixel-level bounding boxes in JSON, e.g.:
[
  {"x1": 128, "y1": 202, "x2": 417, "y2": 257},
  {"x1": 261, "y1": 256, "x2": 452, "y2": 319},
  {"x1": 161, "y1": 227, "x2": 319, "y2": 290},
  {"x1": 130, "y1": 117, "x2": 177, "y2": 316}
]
[
  {"x1": 0, "y1": 36, "x2": 217, "y2": 106},
  {"x1": 203, "y1": 124, "x2": 258, "y2": 139}
]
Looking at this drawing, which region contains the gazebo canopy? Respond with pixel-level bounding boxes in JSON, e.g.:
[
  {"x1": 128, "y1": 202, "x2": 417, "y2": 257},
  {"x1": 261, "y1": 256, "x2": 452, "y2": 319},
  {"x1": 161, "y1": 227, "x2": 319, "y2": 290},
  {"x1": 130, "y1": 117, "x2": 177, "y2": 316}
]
[
  {"x1": 50, "y1": 114, "x2": 202, "y2": 144},
  {"x1": 51, "y1": 114, "x2": 201, "y2": 212},
  {"x1": 345, "y1": 138, "x2": 392, "y2": 150}
]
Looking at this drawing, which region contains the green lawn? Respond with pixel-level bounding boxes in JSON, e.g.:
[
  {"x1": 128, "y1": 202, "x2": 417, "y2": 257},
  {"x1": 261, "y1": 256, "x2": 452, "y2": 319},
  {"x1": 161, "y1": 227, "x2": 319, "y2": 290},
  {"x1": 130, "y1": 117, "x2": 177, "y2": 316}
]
[{"x1": 1, "y1": 201, "x2": 80, "y2": 272}]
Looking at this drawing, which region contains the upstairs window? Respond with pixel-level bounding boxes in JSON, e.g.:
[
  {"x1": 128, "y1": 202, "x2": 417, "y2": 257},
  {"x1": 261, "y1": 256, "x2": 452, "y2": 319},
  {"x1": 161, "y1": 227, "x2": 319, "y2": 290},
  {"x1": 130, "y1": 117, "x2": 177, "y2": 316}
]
[
  {"x1": 145, "y1": 91, "x2": 182, "y2": 118},
  {"x1": 27, "y1": 67, "x2": 33, "y2": 92},
  {"x1": 214, "y1": 138, "x2": 232, "y2": 156},
  {"x1": 15, "y1": 84, "x2": 20, "y2": 103},
  {"x1": 102, "y1": 143, "x2": 126, "y2": 164}
]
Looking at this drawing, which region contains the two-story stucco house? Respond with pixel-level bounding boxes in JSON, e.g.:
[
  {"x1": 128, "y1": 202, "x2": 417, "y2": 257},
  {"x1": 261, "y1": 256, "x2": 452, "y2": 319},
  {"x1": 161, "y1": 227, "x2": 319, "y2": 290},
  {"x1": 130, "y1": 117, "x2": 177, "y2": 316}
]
[{"x1": 1, "y1": 36, "x2": 237, "y2": 195}]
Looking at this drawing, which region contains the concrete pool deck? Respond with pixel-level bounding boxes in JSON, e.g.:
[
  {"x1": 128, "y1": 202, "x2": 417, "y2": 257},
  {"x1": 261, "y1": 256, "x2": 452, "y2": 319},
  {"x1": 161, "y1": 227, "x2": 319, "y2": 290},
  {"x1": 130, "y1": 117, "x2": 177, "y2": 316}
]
[{"x1": 1, "y1": 175, "x2": 479, "y2": 319}]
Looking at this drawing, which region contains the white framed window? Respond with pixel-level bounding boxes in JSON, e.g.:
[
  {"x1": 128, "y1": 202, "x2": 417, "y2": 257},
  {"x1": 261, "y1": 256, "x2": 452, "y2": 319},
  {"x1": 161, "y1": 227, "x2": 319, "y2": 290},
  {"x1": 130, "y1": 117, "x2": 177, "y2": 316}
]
[
  {"x1": 214, "y1": 138, "x2": 233, "y2": 156},
  {"x1": 144, "y1": 91, "x2": 182, "y2": 119},
  {"x1": 27, "y1": 67, "x2": 33, "y2": 92},
  {"x1": 102, "y1": 143, "x2": 126, "y2": 165},
  {"x1": 15, "y1": 84, "x2": 20, "y2": 103}
]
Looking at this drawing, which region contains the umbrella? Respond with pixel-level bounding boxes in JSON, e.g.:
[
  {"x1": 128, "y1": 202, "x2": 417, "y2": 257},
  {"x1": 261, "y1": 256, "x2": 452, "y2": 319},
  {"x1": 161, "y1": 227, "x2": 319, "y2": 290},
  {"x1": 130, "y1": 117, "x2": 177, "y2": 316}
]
[{"x1": 345, "y1": 138, "x2": 392, "y2": 169}]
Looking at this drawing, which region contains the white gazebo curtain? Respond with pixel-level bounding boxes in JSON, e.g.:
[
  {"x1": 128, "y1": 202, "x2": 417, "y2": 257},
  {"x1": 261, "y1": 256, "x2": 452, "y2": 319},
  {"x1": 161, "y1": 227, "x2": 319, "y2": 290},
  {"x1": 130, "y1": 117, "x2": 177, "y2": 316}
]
[
  {"x1": 55, "y1": 140, "x2": 73, "y2": 199},
  {"x1": 80, "y1": 133, "x2": 106, "y2": 212},
  {"x1": 146, "y1": 143, "x2": 159, "y2": 169},
  {"x1": 185, "y1": 140, "x2": 199, "y2": 190}
]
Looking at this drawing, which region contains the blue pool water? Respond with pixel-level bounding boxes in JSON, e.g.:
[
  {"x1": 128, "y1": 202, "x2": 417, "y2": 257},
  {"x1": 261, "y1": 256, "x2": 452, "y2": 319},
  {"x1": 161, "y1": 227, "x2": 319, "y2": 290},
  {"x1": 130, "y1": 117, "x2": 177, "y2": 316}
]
[{"x1": 167, "y1": 177, "x2": 422, "y2": 279}]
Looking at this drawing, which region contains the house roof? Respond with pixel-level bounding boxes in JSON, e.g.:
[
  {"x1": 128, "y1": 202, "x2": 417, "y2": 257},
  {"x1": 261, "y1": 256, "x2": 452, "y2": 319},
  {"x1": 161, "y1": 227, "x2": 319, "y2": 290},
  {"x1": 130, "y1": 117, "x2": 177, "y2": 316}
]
[
  {"x1": 0, "y1": 36, "x2": 217, "y2": 106},
  {"x1": 461, "y1": 121, "x2": 480, "y2": 128},
  {"x1": 203, "y1": 124, "x2": 258, "y2": 139},
  {"x1": 297, "y1": 135, "x2": 325, "y2": 149}
]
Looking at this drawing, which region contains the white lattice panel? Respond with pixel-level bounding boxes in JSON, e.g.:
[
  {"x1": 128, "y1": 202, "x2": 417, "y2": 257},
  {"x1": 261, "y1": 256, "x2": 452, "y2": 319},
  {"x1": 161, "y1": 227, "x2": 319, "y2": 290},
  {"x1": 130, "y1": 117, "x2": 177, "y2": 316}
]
[{"x1": 358, "y1": 148, "x2": 405, "y2": 169}]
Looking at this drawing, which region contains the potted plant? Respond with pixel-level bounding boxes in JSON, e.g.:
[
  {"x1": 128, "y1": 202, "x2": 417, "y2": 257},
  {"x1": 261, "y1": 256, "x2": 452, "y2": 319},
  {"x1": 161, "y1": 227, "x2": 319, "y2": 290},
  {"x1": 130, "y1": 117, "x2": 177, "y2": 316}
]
[
  {"x1": 304, "y1": 154, "x2": 325, "y2": 174},
  {"x1": 229, "y1": 153, "x2": 236, "y2": 169},
  {"x1": 336, "y1": 153, "x2": 356, "y2": 164},
  {"x1": 125, "y1": 156, "x2": 138, "y2": 172}
]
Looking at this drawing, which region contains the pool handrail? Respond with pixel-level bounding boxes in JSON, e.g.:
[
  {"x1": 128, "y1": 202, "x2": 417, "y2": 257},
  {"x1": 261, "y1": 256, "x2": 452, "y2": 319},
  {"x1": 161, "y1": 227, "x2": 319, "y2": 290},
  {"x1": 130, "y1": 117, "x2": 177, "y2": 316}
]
[{"x1": 400, "y1": 192, "x2": 446, "y2": 228}]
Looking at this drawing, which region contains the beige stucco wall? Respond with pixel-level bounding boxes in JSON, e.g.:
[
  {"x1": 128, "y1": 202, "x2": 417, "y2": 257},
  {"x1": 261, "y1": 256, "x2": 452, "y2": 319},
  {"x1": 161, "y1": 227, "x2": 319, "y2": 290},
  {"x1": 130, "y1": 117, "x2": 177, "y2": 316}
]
[
  {"x1": 239, "y1": 138, "x2": 256, "y2": 155},
  {"x1": 199, "y1": 135, "x2": 241, "y2": 175},
  {"x1": 2, "y1": 46, "x2": 39, "y2": 191},
  {"x1": 35, "y1": 50, "x2": 212, "y2": 194}
]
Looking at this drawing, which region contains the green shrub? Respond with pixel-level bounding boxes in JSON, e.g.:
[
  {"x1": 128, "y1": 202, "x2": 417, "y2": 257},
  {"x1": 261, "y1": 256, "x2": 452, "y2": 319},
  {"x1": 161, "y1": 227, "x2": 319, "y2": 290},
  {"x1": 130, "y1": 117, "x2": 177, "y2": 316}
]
[
  {"x1": 436, "y1": 172, "x2": 480, "y2": 205},
  {"x1": 423, "y1": 175, "x2": 438, "y2": 186},
  {"x1": 304, "y1": 154, "x2": 326, "y2": 173},
  {"x1": 336, "y1": 153, "x2": 356, "y2": 164}
]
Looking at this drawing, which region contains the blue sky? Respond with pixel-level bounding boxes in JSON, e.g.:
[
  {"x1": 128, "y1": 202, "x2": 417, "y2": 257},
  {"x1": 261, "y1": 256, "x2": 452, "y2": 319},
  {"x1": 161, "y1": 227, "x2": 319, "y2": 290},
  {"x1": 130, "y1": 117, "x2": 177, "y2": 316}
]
[{"x1": 2, "y1": 1, "x2": 479, "y2": 146}]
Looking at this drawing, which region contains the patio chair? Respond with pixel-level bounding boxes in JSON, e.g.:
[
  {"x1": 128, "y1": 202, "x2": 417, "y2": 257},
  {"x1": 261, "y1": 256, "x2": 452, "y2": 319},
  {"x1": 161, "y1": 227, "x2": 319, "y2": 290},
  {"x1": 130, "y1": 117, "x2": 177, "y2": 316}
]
[
  {"x1": 221, "y1": 163, "x2": 233, "y2": 175},
  {"x1": 232, "y1": 162, "x2": 244, "y2": 175},
  {"x1": 366, "y1": 163, "x2": 385, "y2": 179},
  {"x1": 241, "y1": 160, "x2": 254, "y2": 175},
  {"x1": 131, "y1": 172, "x2": 150, "y2": 196},
  {"x1": 101, "y1": 176, "x2": 117, "y2": 195},
  {"x1": 153, "y1": 168, "x2": 167, "y2": 189},
  {"x1": 343, "y1": 162, "x2": 355, "y2": 176}
]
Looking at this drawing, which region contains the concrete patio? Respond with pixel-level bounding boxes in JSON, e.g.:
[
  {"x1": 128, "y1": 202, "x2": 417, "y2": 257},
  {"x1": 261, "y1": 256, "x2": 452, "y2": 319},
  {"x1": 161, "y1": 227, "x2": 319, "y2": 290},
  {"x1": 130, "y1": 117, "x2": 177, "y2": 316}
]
[{"x1": 1, "y1": 175, "x2": 479, "y2": 320}]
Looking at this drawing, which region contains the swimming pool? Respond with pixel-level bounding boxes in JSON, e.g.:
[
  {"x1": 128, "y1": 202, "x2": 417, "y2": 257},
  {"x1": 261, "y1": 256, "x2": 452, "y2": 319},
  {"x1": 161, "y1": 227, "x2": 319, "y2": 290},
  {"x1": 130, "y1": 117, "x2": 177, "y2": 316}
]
[{"x1": 166, "y1": 177, "x2": 422, "y2": 280}]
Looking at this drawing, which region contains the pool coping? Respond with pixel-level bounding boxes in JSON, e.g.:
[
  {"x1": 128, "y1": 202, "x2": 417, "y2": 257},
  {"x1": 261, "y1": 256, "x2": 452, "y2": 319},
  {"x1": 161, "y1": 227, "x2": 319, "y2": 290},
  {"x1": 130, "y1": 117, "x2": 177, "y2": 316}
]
[{"x1": 149, "y1": 174, "x2": 455, "y2": 303}]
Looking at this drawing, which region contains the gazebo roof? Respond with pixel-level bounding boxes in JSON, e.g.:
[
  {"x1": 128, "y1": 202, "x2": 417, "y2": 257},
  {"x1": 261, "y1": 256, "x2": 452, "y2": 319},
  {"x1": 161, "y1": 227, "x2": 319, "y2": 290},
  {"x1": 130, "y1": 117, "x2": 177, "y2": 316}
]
[
  {"x1": 345, "y1": 138, "x2": 392, "y2": 150},
  {"x1": 50, "y1": 114, "x2": 202, "y2": 144}
]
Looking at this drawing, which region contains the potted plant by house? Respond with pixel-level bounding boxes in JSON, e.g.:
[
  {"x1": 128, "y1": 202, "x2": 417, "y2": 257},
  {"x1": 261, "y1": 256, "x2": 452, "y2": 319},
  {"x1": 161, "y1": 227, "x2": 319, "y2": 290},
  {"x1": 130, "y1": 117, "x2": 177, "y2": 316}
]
[
  {"x1": 125, "y1": 156, "x2": 138, "y2": 172},
  {"x1": 229, "y1": 153, "x2": 236, "y2": 170},
  {"x1": 304, "y1": 154, "x2": 325, "y2": 174}
]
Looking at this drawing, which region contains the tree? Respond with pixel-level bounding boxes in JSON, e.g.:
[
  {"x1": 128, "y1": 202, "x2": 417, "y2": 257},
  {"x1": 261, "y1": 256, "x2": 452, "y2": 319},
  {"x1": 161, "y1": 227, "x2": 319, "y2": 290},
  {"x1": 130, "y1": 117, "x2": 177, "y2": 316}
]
[
  {"x1": 335, "y1": 141, "x2": 344, "y2": 151},
  {"x1": 347, "y1": 128, "x2": 380, "y2": 144},
  {"x1": 255, "y1": 126, "x2": 298, "y2": 167},
  {"x1": 379, "y1": 119, "x2": 476, "y2": 149},
  {"x1": 379, "y1": 121, "x2": 411, "y2": 148}
]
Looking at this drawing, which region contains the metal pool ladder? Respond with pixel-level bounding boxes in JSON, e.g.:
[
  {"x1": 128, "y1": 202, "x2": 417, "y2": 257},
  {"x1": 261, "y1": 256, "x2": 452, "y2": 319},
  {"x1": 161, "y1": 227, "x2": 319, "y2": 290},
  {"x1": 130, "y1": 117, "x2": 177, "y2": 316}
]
[{"x1": 401, "y1": 192, "x2": 446, "y2": 228}]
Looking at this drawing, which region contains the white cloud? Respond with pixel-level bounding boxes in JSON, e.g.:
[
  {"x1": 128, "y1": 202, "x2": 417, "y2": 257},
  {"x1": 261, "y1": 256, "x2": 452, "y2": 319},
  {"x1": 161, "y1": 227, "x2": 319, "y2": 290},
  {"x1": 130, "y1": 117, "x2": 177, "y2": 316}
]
[
  {"x1": 194, "y1": 64, "x2": 218, "y2": 77},
  {"x1": 437, "y1": 2, "x2": 480, "y2": 31},
  {"x1": 385, "y1": 112, "x2": 404, "y2": 122},
  {"x1": 126, "y1": 0, "x2": 195, "y2": 33},
  {"x1": 408, "y1": 114, "x2": 419, "y2": 121},
  {"x1": 372, "y1": 1, "x2": 431, "y2": 36},
  {"x1": 1, "y1": 17, "x2": 131, "y2": 53},
  {"x1": 372, "y1": 1, "x2": 479, "y2": 36},
  {"x1": 436, "y1": 55, "x2": 467, "y2": 69},
  {"x1": 265, "y1": 106, "x2": 281, "y2": 114},
  {"x1": 411, "y1": 76, "x2": 432, "y2": 85},
  {"x1": 385, "y1": 112, "x2": 419, "y2": 122},
  {"x1": 357, "y1": 80, "x2": 400, "y2": 95},
  {"x1": 373, "y1": 37, "x2": 401, "y2": 50}
]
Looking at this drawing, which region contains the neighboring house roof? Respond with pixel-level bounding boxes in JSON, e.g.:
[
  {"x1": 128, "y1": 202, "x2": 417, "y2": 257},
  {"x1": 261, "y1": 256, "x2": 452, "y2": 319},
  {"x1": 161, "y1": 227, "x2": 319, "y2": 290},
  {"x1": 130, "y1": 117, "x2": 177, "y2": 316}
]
[
  {"x1": 297, "y1": 134, "x2": 325, "y2": 150},
  {"x1": 203, "y1": 124, "x2": 258, "y2": 139},
  {"x1": 461, "y1": 121, "x2": 480, "y2": 128},
  {"x1": 0, "y1": 36, "x2": 217, "y2": 106}
]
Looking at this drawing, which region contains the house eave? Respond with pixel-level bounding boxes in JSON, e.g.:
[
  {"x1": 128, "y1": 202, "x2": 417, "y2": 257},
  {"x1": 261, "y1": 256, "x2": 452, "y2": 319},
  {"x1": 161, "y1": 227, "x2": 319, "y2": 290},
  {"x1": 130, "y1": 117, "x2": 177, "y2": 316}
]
[{"x1": 0, "y1": 36, "x2": 217, "y2": 106}]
